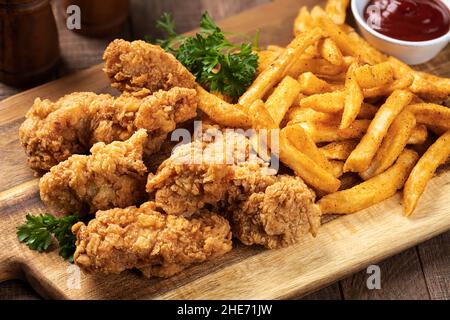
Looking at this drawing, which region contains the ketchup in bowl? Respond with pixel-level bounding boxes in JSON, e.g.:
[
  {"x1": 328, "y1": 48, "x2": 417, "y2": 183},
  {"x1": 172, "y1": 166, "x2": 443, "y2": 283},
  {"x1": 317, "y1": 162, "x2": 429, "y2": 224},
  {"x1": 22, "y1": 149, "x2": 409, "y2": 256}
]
[{"x1": 364, "y1": 0, "x2": 450, "y2": 42}]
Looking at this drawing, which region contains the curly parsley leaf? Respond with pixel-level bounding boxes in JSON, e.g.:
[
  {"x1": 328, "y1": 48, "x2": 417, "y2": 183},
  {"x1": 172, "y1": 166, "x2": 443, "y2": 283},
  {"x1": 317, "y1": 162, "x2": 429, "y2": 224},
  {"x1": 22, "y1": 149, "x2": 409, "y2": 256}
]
[
  {"x1": 17, "y1": 213, "x2": 80, "y2": 261},
  {"x1": 151, "y1": 11, "x2": 259, "y2": 99}
]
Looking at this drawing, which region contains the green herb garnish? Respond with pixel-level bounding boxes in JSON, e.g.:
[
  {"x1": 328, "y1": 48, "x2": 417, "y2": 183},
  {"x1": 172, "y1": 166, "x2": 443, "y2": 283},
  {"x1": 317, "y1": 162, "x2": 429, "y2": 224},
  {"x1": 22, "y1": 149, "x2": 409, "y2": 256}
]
[
  {"x1": 152, "y1": 12, "x2": 259, "y2": 99},
  {"x1": 17, "y1": 213, "x2": 80, "y2": 262}
]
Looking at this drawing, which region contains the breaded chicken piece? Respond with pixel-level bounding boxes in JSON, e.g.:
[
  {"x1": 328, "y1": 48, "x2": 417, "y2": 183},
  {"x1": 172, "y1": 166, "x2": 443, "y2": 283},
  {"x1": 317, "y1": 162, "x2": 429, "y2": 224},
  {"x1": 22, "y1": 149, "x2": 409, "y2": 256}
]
[
  {"x1": 19, "y1": 87, "x2": 197, "y2": 171},
  {"x1": 39, "y1": 130, "x2": 148, "y2": 215},
  {"x1": 72, "y1": 201, "x2": 232, "y2": 277},
  {"x1": 103, "y1": 39, "x2": 196, "y2": 97},
  {"x1": 224, "y1": 166, "x2": 321, "y2": 249},
  {"x1": 147, "y1": 128, "x2": 321, "y2": 248}
]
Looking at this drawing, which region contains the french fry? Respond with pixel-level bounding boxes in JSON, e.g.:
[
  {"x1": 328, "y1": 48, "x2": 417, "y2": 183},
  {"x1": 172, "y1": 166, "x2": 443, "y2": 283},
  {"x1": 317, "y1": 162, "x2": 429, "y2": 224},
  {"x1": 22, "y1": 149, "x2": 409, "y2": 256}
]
[
  {"x1": 298, "y1": 120, "x2": 370, "y2": 143},
  {"x1": 294, "y1": 6, "x2": 314, "y2": 34},
  {"x1": 287, "y1": 58, "x2": 344, "y2": 79},
  {"x1": 320, "y1": 140, "x2": 358, "y2": 160},
  {"x1": 325, "y1": 0, "x2": 349, "y2": 25},
  {"x1": 239, "y1": 28, "x2": 322, "y2": 108},
  {"x1": 407, "y1": 125, "x2": 428, "y2": 145},
  {"x1": 358, "y1": 103, "x2": 378, "y2": 119},
  {"x1": 257, "y1": 50, "x2": 281, "y2": 74},
  {"x1": 341, "y1": 62, "x2": 363, "y2": 129},
  {"x1": 282, "y1": 125, "x2": 335, "y2": 174},
  {"x1": 314, "y1": 8, "x2": 386, "y2": 65},
  {"x1": 196, "y1": 84, "x2": 252, "y2": 128},
  {"x1": 360, "y1": 110, "x2": 416, "y2": 180},
  {"x1": 278, "y1": 130, "x2": 341, "y2": 193},
  {"x1": 298, "y1": 72, "x2": 333, "y2": 95},
  {"x1": 266, "y1": 45, "x2": 285, "y2": 53},
  {"x1": 286, "y1": 106, "x2": 340, "y2": 124},
  {"x1": 265, "y1": 76, "x2": 301, "y2": 126},
  {"x1": 248, "y1": 99, "x2": 277, "y2": 130},
  {"x1": 404, "y1": 131, "x2": 450, "y2": 216},
  {"x1": 344, "y1": 90, "x2": 414, "y2": 173},
  {"x1": 388, "y1": 56, "x2": 450, "y2": 101},
  {"x1": 407, "y1": 103, "x2": 450, "y2": 130},
  {"x1": 354, "y1": 62, "x2": 394, "y2": 89},
  {"x1": 319, "y1": 149, "x2": 419, "y2": 214},
  {"x1": 300, "y1": 91, "x2": 345, "y2": 113},
  {"x1": 363, "y1": 73, "x2": 414, "y2": 98},
  {"x1": 319, "y1": 38, "x2": 343, "y2": 66},
  {"x1": 330, "y1": 160, "x2": 345, "y2": 178}
]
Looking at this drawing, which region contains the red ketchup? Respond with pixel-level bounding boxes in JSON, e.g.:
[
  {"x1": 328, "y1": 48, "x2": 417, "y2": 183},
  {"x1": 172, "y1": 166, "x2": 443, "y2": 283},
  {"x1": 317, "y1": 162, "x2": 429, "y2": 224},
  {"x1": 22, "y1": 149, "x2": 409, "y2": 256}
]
[{"x1": 364, "y1": 0, "x2": 450, "y2": 42}]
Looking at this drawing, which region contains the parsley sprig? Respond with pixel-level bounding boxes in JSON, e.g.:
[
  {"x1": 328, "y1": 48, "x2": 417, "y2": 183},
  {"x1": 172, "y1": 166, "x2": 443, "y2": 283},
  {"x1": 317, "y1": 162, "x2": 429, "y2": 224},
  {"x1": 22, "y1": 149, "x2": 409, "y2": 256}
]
[
  {"x1": 17, "y1": 213, "x2": 80, "y2": 262},
  {"x1": 152, "y1": 12, "x2": 259, "y2": 99}
]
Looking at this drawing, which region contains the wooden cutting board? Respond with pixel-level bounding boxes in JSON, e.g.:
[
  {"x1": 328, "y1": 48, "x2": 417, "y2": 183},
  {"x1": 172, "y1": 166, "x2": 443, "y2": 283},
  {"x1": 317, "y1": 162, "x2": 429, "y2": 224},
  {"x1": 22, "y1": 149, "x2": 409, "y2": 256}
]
[{"x1": 0, "y1": 0, "x2": 449, "y2": 299}]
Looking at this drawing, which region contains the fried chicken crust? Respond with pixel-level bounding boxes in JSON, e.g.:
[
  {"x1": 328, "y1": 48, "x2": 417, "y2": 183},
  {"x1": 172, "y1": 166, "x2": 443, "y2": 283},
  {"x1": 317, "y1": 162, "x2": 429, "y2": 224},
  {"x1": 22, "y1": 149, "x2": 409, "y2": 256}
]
[
  {"x1": 19, "y1": 87, "x2": 197, "y2": 171},
  {"x1": 103, "y1": 39, "x2": 196, "y2": 97},
  {"x1": 147, "y1": 129, "x2": 321, "y2": 248},
  {"x1": 72, "y1": 202, "x2": 232, "y2": 277},
  {"x1": 39, "y1": 130, "x2": 148, "y2": 214}
]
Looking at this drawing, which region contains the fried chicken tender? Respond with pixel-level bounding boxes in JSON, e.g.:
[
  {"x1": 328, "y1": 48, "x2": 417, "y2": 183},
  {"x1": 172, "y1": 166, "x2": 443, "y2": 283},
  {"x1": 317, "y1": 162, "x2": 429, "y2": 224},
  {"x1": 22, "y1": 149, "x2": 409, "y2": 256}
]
[
  {"x1": 147, "y1": 128, "x2": 321, "y2": 249},
  {"x1": 72, "y1": 201, "x2": 232, "y2": 277},
  {"x1": 103, "y1": 39, "x2": 196, "y2": 97},
  {"x1": 39, "y1": 130, "x2": 148, "y2": 215},
  {"x1": 19, "y1": 87, "x2": 197, "y2": 171}
]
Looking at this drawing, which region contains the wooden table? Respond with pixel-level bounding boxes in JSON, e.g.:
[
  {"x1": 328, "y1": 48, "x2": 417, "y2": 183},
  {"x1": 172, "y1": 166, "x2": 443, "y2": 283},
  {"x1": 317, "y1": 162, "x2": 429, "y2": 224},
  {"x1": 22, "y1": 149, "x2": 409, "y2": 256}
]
[{"x1": 0, "y1": 0, "x2": 448, "y2": 300}]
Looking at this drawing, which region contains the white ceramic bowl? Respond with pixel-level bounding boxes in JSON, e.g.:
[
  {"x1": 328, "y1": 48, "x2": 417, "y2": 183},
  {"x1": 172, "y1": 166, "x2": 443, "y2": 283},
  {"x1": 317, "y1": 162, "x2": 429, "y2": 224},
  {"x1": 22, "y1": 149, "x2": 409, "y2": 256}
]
[{"x1": 351, "y1": 0, "x2": 450, "y2": 65}]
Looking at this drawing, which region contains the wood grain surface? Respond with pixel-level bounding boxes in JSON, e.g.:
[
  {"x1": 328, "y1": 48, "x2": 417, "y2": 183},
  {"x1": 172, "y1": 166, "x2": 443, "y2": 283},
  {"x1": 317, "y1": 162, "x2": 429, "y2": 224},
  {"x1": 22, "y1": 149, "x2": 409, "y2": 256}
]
[{"x1": 0, "y1": 0, "x2": 449, "y2": 300}]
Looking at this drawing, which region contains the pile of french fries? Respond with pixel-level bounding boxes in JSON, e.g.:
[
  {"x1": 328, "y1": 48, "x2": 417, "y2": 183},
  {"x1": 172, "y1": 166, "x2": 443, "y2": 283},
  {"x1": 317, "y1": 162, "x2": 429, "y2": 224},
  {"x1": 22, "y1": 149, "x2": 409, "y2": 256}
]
[{"x1": 197, "y1": 0, "x2": 450, "y2": 217}]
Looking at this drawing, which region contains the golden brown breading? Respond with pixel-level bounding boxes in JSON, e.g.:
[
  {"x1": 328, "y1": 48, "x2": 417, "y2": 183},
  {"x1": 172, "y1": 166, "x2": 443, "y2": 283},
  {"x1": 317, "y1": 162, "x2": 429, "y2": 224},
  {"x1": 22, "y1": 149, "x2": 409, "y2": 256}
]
[
  {"x1": 39, "y1": 130, "x2": 148, "y2": 215},
  {"x1": 72, "y1": 201, "x2": 232, "y2": 277},
  {"x1": 147, "y1": 129, "x2": 321, "y2": 249},
  {"x1": 224, "y1": 166, "x2": 321, "y2": 249},
  {"x1": 103, "y1": 39, "x2": 196, "y2": 97},
  {"x1": 19, "y1": 87, "x2": 197, "y2": 172}
]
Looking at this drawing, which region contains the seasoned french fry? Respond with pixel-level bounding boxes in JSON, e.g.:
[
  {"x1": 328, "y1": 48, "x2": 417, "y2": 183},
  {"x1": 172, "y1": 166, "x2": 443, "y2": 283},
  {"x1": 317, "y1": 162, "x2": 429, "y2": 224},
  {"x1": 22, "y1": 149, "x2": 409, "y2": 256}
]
[
  {"x1": 265, "y1": 76, "x2": 301, "y2": 126},
  {"x1": 196, "y1": 84, "x2": 252, "y2": 128},
  {"x1": 266, "y1": 45, "x2": 285, "y2": 53},
  {"x1": 298, "y1": 120, "x2": 370, "y2": 143},
  {"x1": 286, "y1": 106, "x2": 340, "y2": 124},
  {"x1": 300, "y1": 91, "x2": 345, "y2": 113},
  {"x1": 298, "y1": 72, "x2": 333, "y2": 95},
  {"x1": 282, "y1": 125, "x2": 335, "y2": 174},
  {"x1": 257, "y1": 50, "x2": 281, "y2": 75},
  {"x1": 314, "y1": 8, "x2": 386, "y2": 65},
  {"x1": 360, "y1": 110, "x2": 416, "y2": 180},
  {"x1": 319, "y1": 38, "x2": 343, "y2": 66},
  {"x1": 279, "y1": 131, "x2": 341, "y2": 193},
  {"x1": 320, "y1": 140, "x2": 358, "y2": 160},
  {"x1": 407, "y1": 125, "x2": 428, "y2": 145},
  {"x1": 294, "y1": 6, "x2": 314, "y2": 34},
  {"x1": 404, "y1": 131, "x2": 450, "y2": 216},
  {"x1": 407, "y1": 103, "x2": 450, "y2": 130},
  {"x1": 319, "y1": 149, "x2": 419, "y2": 214},
  {"x1": 388, "y1": 56, "x2": 450, "y2": 100},
  {"x1": 354, "y1": 62, "x2": 394, "y2": 89},
  {"x1": 287, "y1": 58, "x2": 344, "y2": 79},
  {"x1": 358, "y1": 103, "x2": 378, "y2": 119},
  {"x1": 248, "y1": 99, "x2": 277, "y2": 129},
  {"x1": 363, "y1": 73, "x2": 414, "y2": 98},
  {"x1": 239, "y1": 28, "x2": 322, "y2": 108},
  {"x1": 330, "y1": 160, "x2": 345, "y2": 178},
  {"x1": 325, "y1": 0, "x2": 349, "y2": 25},
  {"x1": 341, "y1": 62, "x2": 363, "y2": 129},
  {"x1": 344, "y1": 90, "x2": 414, "y2": 173}
]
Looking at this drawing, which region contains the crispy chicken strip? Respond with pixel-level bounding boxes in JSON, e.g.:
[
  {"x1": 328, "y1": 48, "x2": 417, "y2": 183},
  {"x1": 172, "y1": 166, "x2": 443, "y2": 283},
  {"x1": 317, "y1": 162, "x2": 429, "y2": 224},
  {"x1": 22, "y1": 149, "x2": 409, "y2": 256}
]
[
  {"x1": 19, "y1": 87, "x2": 197, "y2": 171},
  {"x1": 39, "y1": 130, "x2": 148, "y2": 215},
  {"x1": 147, "y1": 128, "x2": 321, "y2": 248},
  {"x1": 103, "y1": 39, "x2": 196, "y2": 97},
  {"x1": 72, "y1": 201, "x2": 232, "y2": 277}
]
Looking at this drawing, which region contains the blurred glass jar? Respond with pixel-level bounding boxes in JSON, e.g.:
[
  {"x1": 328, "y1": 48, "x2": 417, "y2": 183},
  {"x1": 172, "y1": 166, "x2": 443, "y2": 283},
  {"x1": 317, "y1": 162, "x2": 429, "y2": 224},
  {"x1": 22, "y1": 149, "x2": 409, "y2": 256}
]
[
  {"x1": 0, "y1": 0, "x2": 60, "y2": 86},
  {"x1": 61, "y1": 0, "x2": 129, "y2": 37}
]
